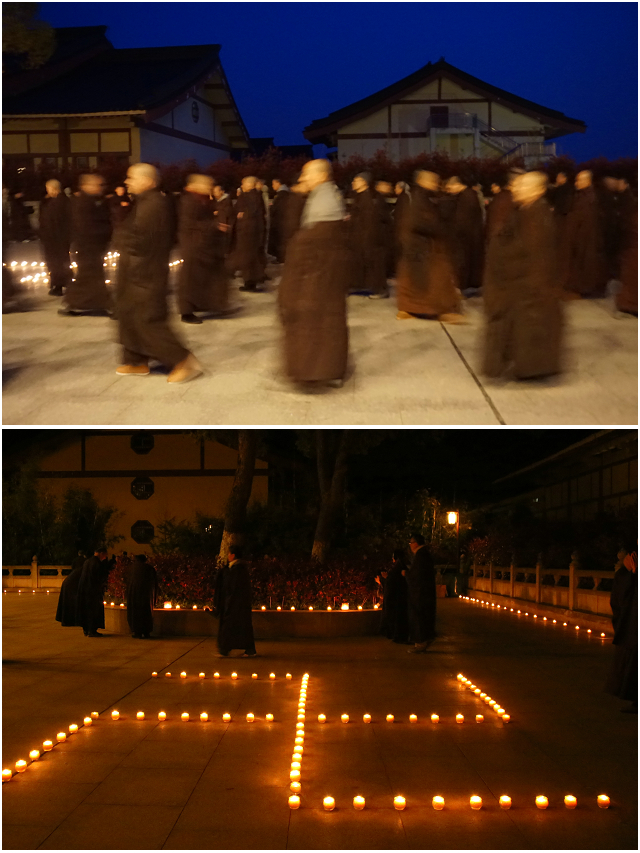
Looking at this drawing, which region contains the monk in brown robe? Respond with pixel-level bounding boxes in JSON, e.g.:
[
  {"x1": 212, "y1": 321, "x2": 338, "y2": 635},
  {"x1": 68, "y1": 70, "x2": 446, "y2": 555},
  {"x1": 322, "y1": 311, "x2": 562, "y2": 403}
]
[
  {"x1": 349, "y1": 172, "x2": 390, "y2": 298},
  {"x1": 393, "y1": 182, "x2": 411, "y2": 275},
  {"x1": 268, "y1": 178, "x2": 290, "y2": 263},
  {"x1": 616, "y1": 180, "x2": 638, "y2": 316},
  {"x1": 227, "y1": 176, "x2": 266, "y2": 291},
  {"x1": 395, "y1": 170, "x2": 463, "y2": 323},
  {"x1": 60, "y1": 173, "x2": 112, "y2": 315},
  {"x1": 564, "y1": 170, "x2": 607, "y2": 298},
  {"x1": 482, "y1": 171, "x2": 563, "y2": 380},
  {"x1": 177, "y1": 174, "x2": 232, "y2": 323},
  {"x1": 281, "y1": 179, "x2": 307, "y2": 261},
  {"x1": 278, "y1": 160, "x2": 349, "y2": 387},
  {"x1": 109, "y1": 185, "x2": 132, "y2": 230},
  {"x1": 547, "y1": 171, "x2": 574, "y2": 291},
  {"x1": 213, "y1": 183, "x2": 235, "y2": 258},
  {"x1": 443, "y1": 176, "x2": 484, "y2": 293},
  {"x1": 39, "y1": 179, "x2": 71, "y2": 297}
]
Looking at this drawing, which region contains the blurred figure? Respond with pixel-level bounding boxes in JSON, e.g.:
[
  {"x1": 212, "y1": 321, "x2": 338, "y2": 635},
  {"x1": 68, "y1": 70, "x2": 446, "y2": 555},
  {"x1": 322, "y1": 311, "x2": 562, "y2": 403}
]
[
  {"x1": 55, "y1": 551, "x2": 86, "y2": 628},
  {"x1": 406, "y1": 533, "x2": 437, "y2": 653},
  {"x1": 395, "y1": 170, "x2": 463, "y2": 323},
  {"x1": 379, "y1": 549, "x2": 409, "y2": 644},
  {"x1": 616, "y1": 178, "x2": 638, "y2": 316},
  {"x1": 564, "y1": 169, "x2": 607, "y2": 298},
  {"x1": 443, "y1": 175, "x2": 484, "y2": 294},
  {"x1": 605, "y1": 548, "x2": 637, "y2": 713},
  {"x1": 228, "y1": 176, "x2": 266, "y2": 291},
  {"x1": 7, "y1": 190, "x2": 34, "y2": 242},
  {"x1": 547, "y1": 171, "x2": 574, "y2": 290},
  {"x1": 108, "y1": 184, "x2": 132, "y2": 230},
  {"x1": 76, "y1": 548, "x2": 111, "y2": 637},
  {"x1": 39, "y1": 179, "x2": 71, "y2": 297},
  {"x1": 375, "y1": 179, "x2": 396, "y2": 281},
  {"x1": 213, "y1": 183, "x2": 235, "y2": 257},
  {"x1": 278, "y1": 159, "x2": 349, "y2": 387},
  {"x1": 126, "y1": 554, "x2": 158, "y2": 639},
  {"x1": 60, "y1": 173, "x2": 112, "y2": 316},
  {"x1": 482, "y1": 171, "x2": 563, "y2": 380},
  {"x1": 268, "y1": 177, "x2": 290, "y2": 263},
  {"x1": 255, "y1": 177, "x2": 270, "y2": 277},
  {"x1": 349, "y1": 171, "x2": 390, "y2": 298},
  {"x1": 178, "y1": 174, "x2": 232, "y2": 324},
  {"x1": 599, "y1": 174, "x2": 624, "y2": 282},
  {"x1": 485, "y1": 174, "x2": 512, "y2": 241},
  {"x1": 214, "y1": 544, "x2": 257, "y2": 657},
  {"x1": 393, "y1": 181, "x2": 411, "y2": 274},
  {"x1": 280, "y1": 175, "x2": 308, "y2": 260},
  {"x1": 115, "y1": 163, "x2": 202, "y2": 383}
]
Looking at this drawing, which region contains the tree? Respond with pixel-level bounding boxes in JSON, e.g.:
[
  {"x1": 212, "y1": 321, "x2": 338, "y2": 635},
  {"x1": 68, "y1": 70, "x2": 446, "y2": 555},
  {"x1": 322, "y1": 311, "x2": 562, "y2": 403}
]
[{"x1": 3, "y1": 3, "x2": 55, "y2": 72}]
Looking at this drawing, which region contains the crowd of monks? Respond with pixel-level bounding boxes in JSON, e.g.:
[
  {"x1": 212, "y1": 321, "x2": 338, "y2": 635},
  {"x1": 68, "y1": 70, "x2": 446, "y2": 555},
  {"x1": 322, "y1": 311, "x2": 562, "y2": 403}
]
[{"x1": 3, "y1": 159, "x2": 637, "y2": 387}]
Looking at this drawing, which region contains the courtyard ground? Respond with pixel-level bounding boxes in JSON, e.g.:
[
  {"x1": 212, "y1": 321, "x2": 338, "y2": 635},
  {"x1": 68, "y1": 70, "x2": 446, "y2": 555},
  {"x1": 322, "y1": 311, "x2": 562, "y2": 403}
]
[{"x1": 2, "y1": 594, "x2": 637, "y2": 850}]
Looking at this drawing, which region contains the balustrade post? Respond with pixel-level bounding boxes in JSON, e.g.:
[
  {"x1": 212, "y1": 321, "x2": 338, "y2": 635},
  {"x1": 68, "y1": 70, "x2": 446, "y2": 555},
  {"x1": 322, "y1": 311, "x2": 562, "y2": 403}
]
[
  {"x1": 535, "y1": 557, "x2": 541, "y2": 604},
  {"x1": 510, "y1": 559, "x2": 515, "y2": 600},
  {"x1": 569, "y1": 552, "x2": 578, "y2": 612},
  {"x1": 31, "y1": 556, "x2": 38, "y2": 590}
]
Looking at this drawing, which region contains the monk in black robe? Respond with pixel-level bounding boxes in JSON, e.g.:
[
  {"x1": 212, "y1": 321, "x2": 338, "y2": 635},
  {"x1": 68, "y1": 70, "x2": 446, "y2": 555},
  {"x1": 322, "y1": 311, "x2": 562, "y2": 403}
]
[
  {"x1": 405, "y1": 534, "x2": 436, "y2": 651},
  {"x1": 599, "y1": 176, "x2": 624, "y2": 281},
  {"x1": 482, "y1": 172, "x2": 563, "y2": 380},
  {"x1": 443, "y1": 176, "x2": 484, "y2": 293},
  {"x1": 39, "y1": 179, "x2": 71, "y2": 297},
  {"x1": 76, "y1": 549, "x2": 111, "y2": 636},
  {"x1": 177, "y1": 174, "x2": 231, "y2": 323},
  {"x1": 55, "y1": 552, "x2": 86, "y2": 627},
  {"x1": 564, "y1": 170, "x2": 607, "y2": 298},
  {"x1": 268, "y1": 179, "x2": 290, "y2": 263},
  {"x1": 227, "y1": 177, "x2": 266, "y2": 291},
  {"x1": 349, "y1": 172, "x2": 389, "y2": 297},
  {"x1": 547, "y1": 172, "x2": 574, "y2": 290},
  {"x1": 396, "y1": 170, "x2": 462, "y2": 322},
  {"x1": 393, "y1": 182, "x2": 411, "y2": 275},
  {"x1": 109, "y1": 185, "x2": 132, "y2": 231},
  {"x1": 214, "y1": 545, "x2": 256, "y2": 657},
  {"x1": 616, "y1": 181, "x2": 638, "y2": 316},
  {"x1": 278, "y1": 159, "x2": 349, "y2": 386},
  {"x1": 605, "y1": 551, "x2": 637, "y2": 711},
  {"x1": 126, "y1": 554, "x2": 158, "y2": 639},
  {"x1": 379, "y1": 550, "x2": 409, "y2": 643},
  {"x1": 115, "y1": 163, "x2": 201, "y2": 383},
  {"x1": 61, "y1": 173, "x2": 112, "y2": 315},
  {"x1": 281, "y1": 182, "x2": 307, "y2": 260},
  {"x1": 213, "y1": 184, "x2": 236, "y2": 259}
]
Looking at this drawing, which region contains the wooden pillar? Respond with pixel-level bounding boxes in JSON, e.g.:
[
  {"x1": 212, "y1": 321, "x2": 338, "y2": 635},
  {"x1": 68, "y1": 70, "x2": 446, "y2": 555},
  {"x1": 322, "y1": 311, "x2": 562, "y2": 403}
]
[
  {"x1": 31, "y1": 557, "x2": 38, "y2": 589},
  {"x1": 510, "y1": 560, "x2": 515, "y2": 600}
]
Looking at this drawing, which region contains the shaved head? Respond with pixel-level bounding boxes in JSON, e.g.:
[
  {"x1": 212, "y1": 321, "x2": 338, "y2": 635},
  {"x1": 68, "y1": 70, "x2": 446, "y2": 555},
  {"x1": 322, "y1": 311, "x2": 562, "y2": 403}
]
[
  {"x1": 242, "y1": 175, "x2": 257, "y2": 190},
  {"x1": 45, "y1": 179, "x2": 61, "y2": 197},
  {"x1": 185, "y1": 173, "x2": 213, "y2": 194},
  {"x1": 511, "y1": 171, "x2": 548, "y2": 206},
  {"x1": 301, "y1": 159, "x2": 332, "y2": 191},
  {"x1": 126, "y1": 162, "x2": 158, "y2": 195},
  {"x1": 414, "y1": 170, "x2": 440, "y2": 191}
]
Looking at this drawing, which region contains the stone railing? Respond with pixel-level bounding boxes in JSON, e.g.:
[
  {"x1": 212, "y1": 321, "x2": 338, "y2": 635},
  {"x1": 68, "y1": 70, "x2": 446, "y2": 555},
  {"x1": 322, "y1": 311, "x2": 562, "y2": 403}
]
[
  {"x1": 468, "y1": 559, "x2": 614, "y2": 618},
  {"x1": 2, "y1": 562, "x2": 71, "y2": 590}
]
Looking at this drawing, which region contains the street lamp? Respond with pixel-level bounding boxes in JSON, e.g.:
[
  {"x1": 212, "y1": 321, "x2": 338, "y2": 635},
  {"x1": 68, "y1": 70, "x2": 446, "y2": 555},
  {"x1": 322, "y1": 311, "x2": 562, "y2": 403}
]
[{"x1": 447, "y1": 512, "x2": 460, "y2": 590}]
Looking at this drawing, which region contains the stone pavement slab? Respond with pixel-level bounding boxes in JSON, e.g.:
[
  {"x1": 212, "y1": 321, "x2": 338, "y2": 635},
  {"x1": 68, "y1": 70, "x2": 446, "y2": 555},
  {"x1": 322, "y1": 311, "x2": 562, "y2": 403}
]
[
  {"x1": 2, "y1": 594, "x2": 637, "y2": 849},
  {"x1": 3, "y1": 246, "x2": 637, "y2": 425}
]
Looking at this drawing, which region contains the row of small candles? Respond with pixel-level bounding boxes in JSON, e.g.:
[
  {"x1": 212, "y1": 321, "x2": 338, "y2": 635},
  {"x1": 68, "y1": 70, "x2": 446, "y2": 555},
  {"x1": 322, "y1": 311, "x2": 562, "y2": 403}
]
[
  {"x1": 111, "y1": 710, "x2": 274, "y2": 723},
  {"x1": 151, "y1": 670, "x2": 292, "y2": 679},
  {"x1": 316, "y1": 714, "x2": 487, "y2": 724},
  {"x1": 456, "y1": 673, "x2": 510, "y2": 723},
  {"x1": 289, "y1": 794, "x2": 611, "y2": 811},
  {"x1": 287, "y1": 672, "x2": 310, "y2": 808},
  {"x1": 460, "y1": 597, "x2": 607, "y2": 638},
  {"x1": 105, "y1": 602, "x2": 381, "y2": 611}
]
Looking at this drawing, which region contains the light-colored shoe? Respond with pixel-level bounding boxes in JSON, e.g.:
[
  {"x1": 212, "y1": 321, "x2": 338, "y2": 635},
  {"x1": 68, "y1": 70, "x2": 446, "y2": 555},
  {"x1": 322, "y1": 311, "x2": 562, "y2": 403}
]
[
  {"x1": 116, "y1": 364, "x2": 150, "y2": 376},
  {"x1": 439, "y1": 313, "x2": 468, "y2": 325},
  {"x1": 396, "y1": 311, "x2": 412, "y2": 320},
  {"x1": 167, "y1": 353, "x2": 203, "y2": 384}
]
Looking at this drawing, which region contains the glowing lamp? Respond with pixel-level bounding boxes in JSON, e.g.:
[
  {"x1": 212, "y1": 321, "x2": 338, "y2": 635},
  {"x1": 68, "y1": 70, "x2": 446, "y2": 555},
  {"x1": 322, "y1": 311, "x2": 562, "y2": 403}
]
[
  {"x1": 246, "y1": 713, "x2": 255, "y2": 723},
  {"x1": 318, "y1": 714, "x2": 326, "y2": 723},
  {"x1": 341, "y1": 603, "x2": 349, "y2": 610},
  {"x1": 152, "y1": 672, "x2": 158, "y2": 678},
  {"x1": 261, "y1": 606, "x2": 266, "y2": 610},
  {"x1": 502, "y1": 714, "x2": 511, "y2": 723},
  {"x1": 199, "y1": 672, "x2": 205, "y2": 679},
  {"x1": 456, "y1": 714, "x2": 464, "y2": 724},
  {"x1": 430, "y1": 714, "x2": 439, "y2": 723},
  {"x1": 291, "y1": 606, "x2": 295, "y2": 611},
  {"x1": 158, "y1": 712, "x2": 166, "y2": 721},
  {"x1": 564, "y1": 795, "x2": 577, "y2": 809},
  {"x1": 499, "y1": 796, "x2": 512, "y2": 809},
  {"x1": 476, "y1": 715, "x2": 484, "y2": 723},
  {"x1": 200, "y1": 713, "x2": 208, "y2": 722},
  {"x1": 15, "y1": 760, "x2": 27, "y2": 773},
  {"x1": 231, "y1": 672, "x2": 238, "y2": 680},
  {"x1": 341, "y1": 714, "x2": 349, "y2": 723},
  {"x1": 136, "y1": 712, "x2": 144, "y2": 721},
  {"x1": 354, "y1": 795, "x2": 365, "y2": 810},
  {"x1": 111, "y1": 711, "x2": 119, "y2": 721},
  {"x1": 181, "y1": 712, "x2": 189, "y2": 722},
  {"x1": 69, "y1": 724, "x2": 78, "y2": 734},
  {"x1": 323, "y1": 796, "x2": 335, "y2": 811},
  {"x1": 291, "y1": 761, "x2": 301, "y2": 771},
  {"x1": 2, "y1": 770, "x2": 12, "y2": 781},
  {"x1": 394, "y1": 796, "x2": 406, "y2": 810},
  {"x1": 410, "y1": 714, "x2": 418, "y2": 723},
  {"x1": 536, "y1": 796, "x2": 548, "y2": 810},
  {"x1": 290, "y1": 781, "x2": 301, "y2": 793},
  {"x1": 290, "y1": 769, "x2": 301, "y2": 782},
  {"x1": 363, "y1": 714, "x2": 372, "y2": 723},
  {"x1": 432, "y1": 796, "x2": 445, "y2": 810},
  {"x1": 223, "y1": 713, "x2": 231, "y2": 722},
  {"x1": 297, "y1": 713, "x2": 305, "y2": 721},
  {"x1": 180, "y1": 671, "x2": 187, "y2": 679},
  {"x1": 386, "y1": 714, "x2": 394, "y2": 723},
  {"x1": 43, "y1": 741, "x2": 53, "y2": 751},
  {"x1": 252, "y1": 673, "x2": 258, "y2": 679},
  {"x1": 295, "y1": 736, "x2": 304, "y2": 746},
  {"x1": 277, "y1": 606, "x2": 282, "y2": 611},
  {"x1": 57, "y1": 732, "x2": 66, "y2": 742},
  {"x1": 447, "y1": 511, "x2": 458, "y2": 524},
  {"x1": 470, "y1": 796, "x2": 482, "y2": 810},
  {"x1": 29, "y1": 750, "x2": 40, "y2": 762},
  {"x1": 266, "y1": 713, "x2": 274, "y2": 722},
  {"x1": 286, "y1": 673, "x2": 292, "y2": 680},
  {"x1": 83, "y1": 717, "x2": 92, "y2": 726},
  {"x1": 269, "y1": 673, "x2": 276, "y2": 680},
  {"x1": 327, "y1": 606, "x2": 332, "y2": 611},
  {"x1": 289, "y1": 795, "x2": 300, "y2": 809},
  {"x1": 165, "y1": 672, "x2": 172, "y2": 678},
  {"x1": 214, "y1": 672, "x2": 220, "y2": 679},
  {"x1": 358, "y1": 605, "x2": 363, "y2": 610},
  {"x1": 597, "y1": 795, "x2": 610, "y2": 809}
]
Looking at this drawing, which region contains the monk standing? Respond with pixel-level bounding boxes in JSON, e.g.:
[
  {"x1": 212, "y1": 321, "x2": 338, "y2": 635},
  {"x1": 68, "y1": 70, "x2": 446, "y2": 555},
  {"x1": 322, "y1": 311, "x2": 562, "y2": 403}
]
[
  {"x1": 443, "y1": 175, "x2": 484, "y2": 294},
  {"x1": 616, "y1": 179, "x2": 638, "y2": 316},
  {"x1": 228, "y1": 176, "x2": 266, "y2": 291},
  {"x1": 39, "y1": 179, "x2": 71, "y2": 297},
  {"x1": 349, "y1": 172, "x2": 390, "y2": 298},
  {"x1": 564, "y1": 170, "x2": 607, "y2": 298},
  {"x1": 268, "y1": 178, "x2": 290, "y2": 263}
]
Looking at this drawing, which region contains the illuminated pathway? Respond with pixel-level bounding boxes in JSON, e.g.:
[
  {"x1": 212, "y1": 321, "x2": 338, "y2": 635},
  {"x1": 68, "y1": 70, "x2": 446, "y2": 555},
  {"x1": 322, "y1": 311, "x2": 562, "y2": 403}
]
[{"x1": 2, "y1": 594, "x2": 636, "y2": 849}]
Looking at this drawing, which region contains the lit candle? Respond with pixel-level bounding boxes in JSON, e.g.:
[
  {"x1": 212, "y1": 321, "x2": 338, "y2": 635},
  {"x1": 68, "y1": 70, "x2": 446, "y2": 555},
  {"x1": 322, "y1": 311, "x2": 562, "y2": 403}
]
[
  {"x1": 553, "y1": 619, "x2": 557, "y2": 623},
  {"x1": 323, "y1": 796, "x2": 335, "y2": 811},
  {"x1": 363, "y1": 714, "x2": 371, "y2": 724},
  {"x1": 15, "y1": 760, "x2": 27, "y2": 773},
  {"x1": 231, "y1": 672, "x2": 238, "y2": 680},
  {"x1": 175, "y1": 606, "x2": 180, "y2": 610},
  {"x1": 152, "y1": 672, "x2": 158, "y2": 678},
  {"x1": 474, "y1": 688, "x2": 481, "y2": 694},
  {"x1": 164, "y1": 602, "x2": 172, "y2": 609},
  {"x1": 430, "y1": 714, "x2": 439, "y2": 723},
  {"x1": 223, "y1": 713, "x2": 231, "y2": 722},
  {"x1": 457, "y1": 674, "x2": 464, "y2": 681},
  {"x1": 393, "y1": 796, "x2": 406, "y2": 810},
  {"x1": 601, "y1": 633, "x2": 606, "y2": 638},
  {"x1": 563, "y1": 622, "x2": 567, "y2": 626},
  {"x1": 200, "y1": 713, "x2": 208, "y2": 722},
  {"x1": 456, "y1": 714, "x2": 464, "y2": 724},
  {"x1": 341, "y1": 714, "x2": 349, "y2": 723},
  {"x1": 290, "y1": 769, "x2": 301, "y2": 781},
  {"x1": 43, "y1": 741, "x2": 53, "y2": 751},
  {"x1": 353, "y1": 795, "x2": 365, "y2": 810},
  {"x1": 386, "y1": 714, "x2": 394, "y2": 723},
  {"x1": 2, "y1": 770, "x2": 11, "y2": 781},
  {"x1": 432, "y1": 796, "x2": 445, "y2": 810},
  {"x1": 564, "y1": 795, "x2": 577, "y2": 809},
  {"x1": 488, "y1": 700, "x2": 496, "y2": 707},
  {"x1": 533, "y1": 615, "x2": 537, "y2": 619},
  {"x1": 496, "y1": 708, "x2": 505, "y2": 716},
  {"x1": 277, "y1": 606, "x2": 282, "y2": 611},
  {"x1": 374, "y1": 604, "x2": 379, "y2": 610},
  {"x1": 289, "y1": 795, "x2": 300, "y2": 809},
  {"x1": 318, "y1": 714, "x2": 326, "y2": 723},
  {"x1": 470, "y1": 796, "x2": 482, "y2": 810},
  {"x1": 136, "y1": 712, "x2": 145, "y2": 721},
  {"x1": 410, "y1": 714, "x2": 418, "y2": 723},
  {"x1": 90, "y1": 709, "x2": 98, "y2": 717},
  {"x1": 357, "y1": 605, "x2": 363, "y2": 611},
  {"x1": 296, "y1": 722, "x2": 304, "y2": 730},
  {"x1": 341, "y1": 603, "x2": 349, "y2": 610},
  {"x1": 543, "y1": 617, "x2": 547, "y2": 621},
  {"x1": 199, "y1": 672, "x2": 205, "y2": 679},
  {"x1": 295, "y1": 736, "x2": 304, "y2": 745},
  {"x1": 309, "y1": 606, "x2": 313, "y2": 611},
  {"x1": 286, "y1": 673, "x2": 292, "y2": 680},
  {"x1": 180, "y1": 671, "x2": 187, "y2": 679},
  {"x1": 193, "y1": 605, "x2": 197, "y2": 610},
  {"x1": 266, "y1": 713, "x2": 274, "y2": 722},
  {"x1": 587, "y1": 629, "x2": 592, "y2": 634},
  {"x1": 290, "y1": 781, "x2": 301, "y2": 793},
  {"x1": 83, "y1": 717, "x2": 92, "y2": 726},
  {"x1": 158, "y1": 712, "x2": 166, "y2": 721},
  {"x1": 214, "y1": 672, "x2": 220, "y2": 679},
  {"x1": 536, "y1": 796, "x2": 548, "y2": 810},
  {"x1": 181, "y1": 712, "x2": 189, "y2": 722},
  {"x1": 291, "y1": 761, "x2": 301, "y2": 771},
  {"x1": 499, "y1": 796, "x2": 511, "y2": 809},
  {"x1": 291, "y1": 606, "x2": 295, "y2": 611},
  {"x1": 261, "y1": 605, "x2": 266, "y2": 610},
  {"x1": 476, "y1": 715, "x2": 484, "y2": 723},
  {"x1": 69, "y1": 724, "x2": 78, "y2": 734},
  {"x1": 327, "y1": 606, "x2": 332, "y2": 611},
  {"x1": 246, "y1": 713, "x2": 255, "y2": 723},
  {"x1": 575, "y1": 626, "x2": 579, "y2": 630},
  {"x1": 29, "y1": 750, "x2": 40, "y2": 762},
  {"x1": 165, "y1": 672, "x2": 172, "y2": 678},
  {"x1": 294, "y1": 745, "x2": 303, "y2": 755},
  {"x1": 597, "y1": 795, "x2": 610, "y2": 809},
  {"x1": 480, "y1": 693, "x2": 486, "y2": 698},
  {"x1": 297, "y1": 713, "x2": 305, "y2": 721},
  {"x1": 57, "y1": 732, "x2": 66, "y2": 742},
  {"x1": 269, "y1": 673, "x2": 276, "y2": 680},
  {"x1": 110, "y1": 602, "x2": 115, "y2": 607},
  {"x1": 111, "y1": 711, "x2": 119, "y2": 721}
]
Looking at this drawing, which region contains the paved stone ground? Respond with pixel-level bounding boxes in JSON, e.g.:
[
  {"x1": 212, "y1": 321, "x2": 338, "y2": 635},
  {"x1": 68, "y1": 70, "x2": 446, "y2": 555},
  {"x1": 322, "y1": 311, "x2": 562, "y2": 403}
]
[
  {"x1": 2, "y1": 242, "x2": 637, "y2": 426},
  {"x1": 2, "y1": 594, "x2": 636, "y2": 850}
]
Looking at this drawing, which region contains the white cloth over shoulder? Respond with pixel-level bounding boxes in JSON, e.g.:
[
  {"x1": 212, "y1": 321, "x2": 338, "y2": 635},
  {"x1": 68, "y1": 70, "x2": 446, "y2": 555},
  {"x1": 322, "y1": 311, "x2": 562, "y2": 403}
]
[{"x1": 301, "y1": 181, "x2": 345, "y2": 229}]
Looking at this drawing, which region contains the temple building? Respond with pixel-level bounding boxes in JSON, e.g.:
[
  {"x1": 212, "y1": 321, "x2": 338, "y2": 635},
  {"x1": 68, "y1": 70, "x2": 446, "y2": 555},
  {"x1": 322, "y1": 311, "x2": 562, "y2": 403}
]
[
  {"x1": 2, "y1": 26, "x2": 251, "y2": 172},
  {"x1": 304, "y1": 58, "x2": 586, "y2": 164}
]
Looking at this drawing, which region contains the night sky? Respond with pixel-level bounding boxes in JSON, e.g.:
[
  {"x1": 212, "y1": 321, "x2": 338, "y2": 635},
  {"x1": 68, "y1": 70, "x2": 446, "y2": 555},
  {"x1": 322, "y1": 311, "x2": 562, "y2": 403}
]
[{"x1": 39, "y1": 2, "x2": 638, "y2": 162}]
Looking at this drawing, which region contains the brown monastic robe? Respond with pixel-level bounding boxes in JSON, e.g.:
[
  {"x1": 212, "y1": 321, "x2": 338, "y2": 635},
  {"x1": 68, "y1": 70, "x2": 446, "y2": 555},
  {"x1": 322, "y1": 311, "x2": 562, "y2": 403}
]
[
  {"x1": 548, "y1": 183, "x2": 574, "y2": 290},
  {"x1": 349, "y1": 188, "x2": 389, "y2": 295},
  {"x1": 564, "y1": 186, "x2": 607, "y2": 297},
  {"x1": 482, "y1": 195, "x2": 563, "y2": 380},
  {"x1": 616, "y1": 190, "x2": 638, "y2": 315},
  {"x1": 39, "y1": 194, "x2": 71, "y2": 295},
  {"x1": 177, "y1": 191, "x2": 230, "y2": 315},
  {"x1": 214, "y1": 195, "x2": 235, "y2": 259},
  {"x1": 227, "y1": 189, "x2": 265, "y2": 284},
  {"x1": 67, "y1": 191, "x2": 112, "y2": 311},
  {"x1": 396, "y1": 186, "x2": 460, "y2": 316},
  {"x1": 393, "y1": 190, "x2": 411, "y2": 273},
  {"x1": 449, "y1": 186, "x2": 484, "y2": 291},
  {"x1": 268, "y1": 188, "x2": 290, "y2": 263},
  {"x1": 281, "y1": 192, "x2": 307, "y2": 260}
]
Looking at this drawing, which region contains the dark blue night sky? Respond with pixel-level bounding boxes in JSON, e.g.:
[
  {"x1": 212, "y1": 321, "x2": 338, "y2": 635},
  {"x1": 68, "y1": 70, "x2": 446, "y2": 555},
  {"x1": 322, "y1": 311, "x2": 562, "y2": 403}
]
[{"x1": 40, "y1": 2, "x2": 638, "y2": 161}]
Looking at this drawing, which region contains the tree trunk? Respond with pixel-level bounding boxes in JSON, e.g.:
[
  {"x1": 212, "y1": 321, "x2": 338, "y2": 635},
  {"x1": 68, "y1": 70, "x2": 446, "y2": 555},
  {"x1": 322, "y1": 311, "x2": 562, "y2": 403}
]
[
  {"x1": 312, "y1": 430, "x2": 349, "y2": 563},
  {"x1": 218, "y1": 430, "x2": 258, "y2": 563}
]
